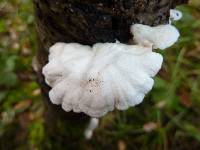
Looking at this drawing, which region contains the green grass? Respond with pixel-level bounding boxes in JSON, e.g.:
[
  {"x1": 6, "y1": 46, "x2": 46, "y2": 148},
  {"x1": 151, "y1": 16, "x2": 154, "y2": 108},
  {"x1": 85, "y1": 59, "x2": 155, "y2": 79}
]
[{"x1": 0, "y1": 0, "x2": 200, "y2": 150}]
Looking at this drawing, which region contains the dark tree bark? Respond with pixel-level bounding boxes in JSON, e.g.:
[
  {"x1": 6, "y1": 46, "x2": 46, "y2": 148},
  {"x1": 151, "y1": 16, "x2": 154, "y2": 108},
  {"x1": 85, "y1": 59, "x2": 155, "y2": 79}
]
[{"x1": 33, "y1": 0, "x2": 188, "y2": 148}]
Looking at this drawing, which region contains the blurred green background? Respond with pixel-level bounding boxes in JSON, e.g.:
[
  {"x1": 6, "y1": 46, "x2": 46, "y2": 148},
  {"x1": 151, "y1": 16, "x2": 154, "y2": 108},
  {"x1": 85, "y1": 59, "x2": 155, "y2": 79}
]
[{"x1": 0, "y1": 0, "x2": 200, "y2": 150}]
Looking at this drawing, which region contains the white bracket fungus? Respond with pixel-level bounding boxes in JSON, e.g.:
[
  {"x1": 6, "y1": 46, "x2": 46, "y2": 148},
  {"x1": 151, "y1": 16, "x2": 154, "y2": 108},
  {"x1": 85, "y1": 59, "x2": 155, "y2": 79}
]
[
  {"x1": 131, "y1": 9, "x2": 181, "y2": 50},
  {"x1": 131, "y1": 24, "x2": 180, "y2": 50},
  {"x1": 43, "y1": 42, "x2": 163, "y2": 117},
  {"x1": 42, "y1": 9, "x2": 182, "y2": 118}
]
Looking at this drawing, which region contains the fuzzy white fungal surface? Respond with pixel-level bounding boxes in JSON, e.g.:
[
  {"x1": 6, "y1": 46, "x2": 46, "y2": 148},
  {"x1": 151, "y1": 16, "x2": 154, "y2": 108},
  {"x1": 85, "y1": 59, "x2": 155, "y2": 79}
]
[
  {"x1": 170, "y1": 9, "x2": 183, "y2": 21},
  {"x1": 42, "y1": 42, "x2": 163, "y2": 117},
  {"x1": 131, "y1": 24, "x2": 180, "y2": 50},
  {"x1": 84, "y1": 118, "x2": 99, "y2": 139}
]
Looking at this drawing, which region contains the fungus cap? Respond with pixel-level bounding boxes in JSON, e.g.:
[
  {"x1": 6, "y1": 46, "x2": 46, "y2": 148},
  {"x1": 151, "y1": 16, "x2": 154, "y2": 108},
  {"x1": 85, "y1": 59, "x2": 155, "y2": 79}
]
[
  {"x1": 43, "y1": 42, "x2": 163, "y2": 117},
  {"x1": 131, "y1": 24, "x2": 180, "y2": 50}
]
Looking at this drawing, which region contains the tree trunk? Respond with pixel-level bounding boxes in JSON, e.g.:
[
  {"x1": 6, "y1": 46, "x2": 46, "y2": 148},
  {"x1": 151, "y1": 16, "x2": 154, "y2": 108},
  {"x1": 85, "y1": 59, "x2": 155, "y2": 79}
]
[{"x1": 33, "y1": 0, "x2": 188, "y2": 148}]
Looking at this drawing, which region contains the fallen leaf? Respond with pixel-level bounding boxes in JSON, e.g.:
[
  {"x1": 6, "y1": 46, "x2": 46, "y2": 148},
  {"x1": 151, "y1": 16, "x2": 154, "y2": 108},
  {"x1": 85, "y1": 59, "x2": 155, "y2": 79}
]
[
  {"x1": 143, "y1": 122, "x2": 158, "y2": 133},
  {"x1": 118, "y1": 140, "x2": 126, "y2": 150},
  {"x1": 156, "y1": 101, "x2": 166, "y2": 109},
  {"x1": 178, "y1": 88, "x2": 192, "y2": 108},
  {"x1": 32, "y1": 89, "x2": 41, "y2": 96},
  {"x1": 14, "y1": 100, "x2": 32, "y2": 112}
]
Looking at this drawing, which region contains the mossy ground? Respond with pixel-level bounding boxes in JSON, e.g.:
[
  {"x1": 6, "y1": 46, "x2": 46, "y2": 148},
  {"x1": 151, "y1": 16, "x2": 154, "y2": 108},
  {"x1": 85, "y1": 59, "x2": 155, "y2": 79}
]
[{"x1": 0, "y1": 0, "x2": 200, "y2": 149}]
